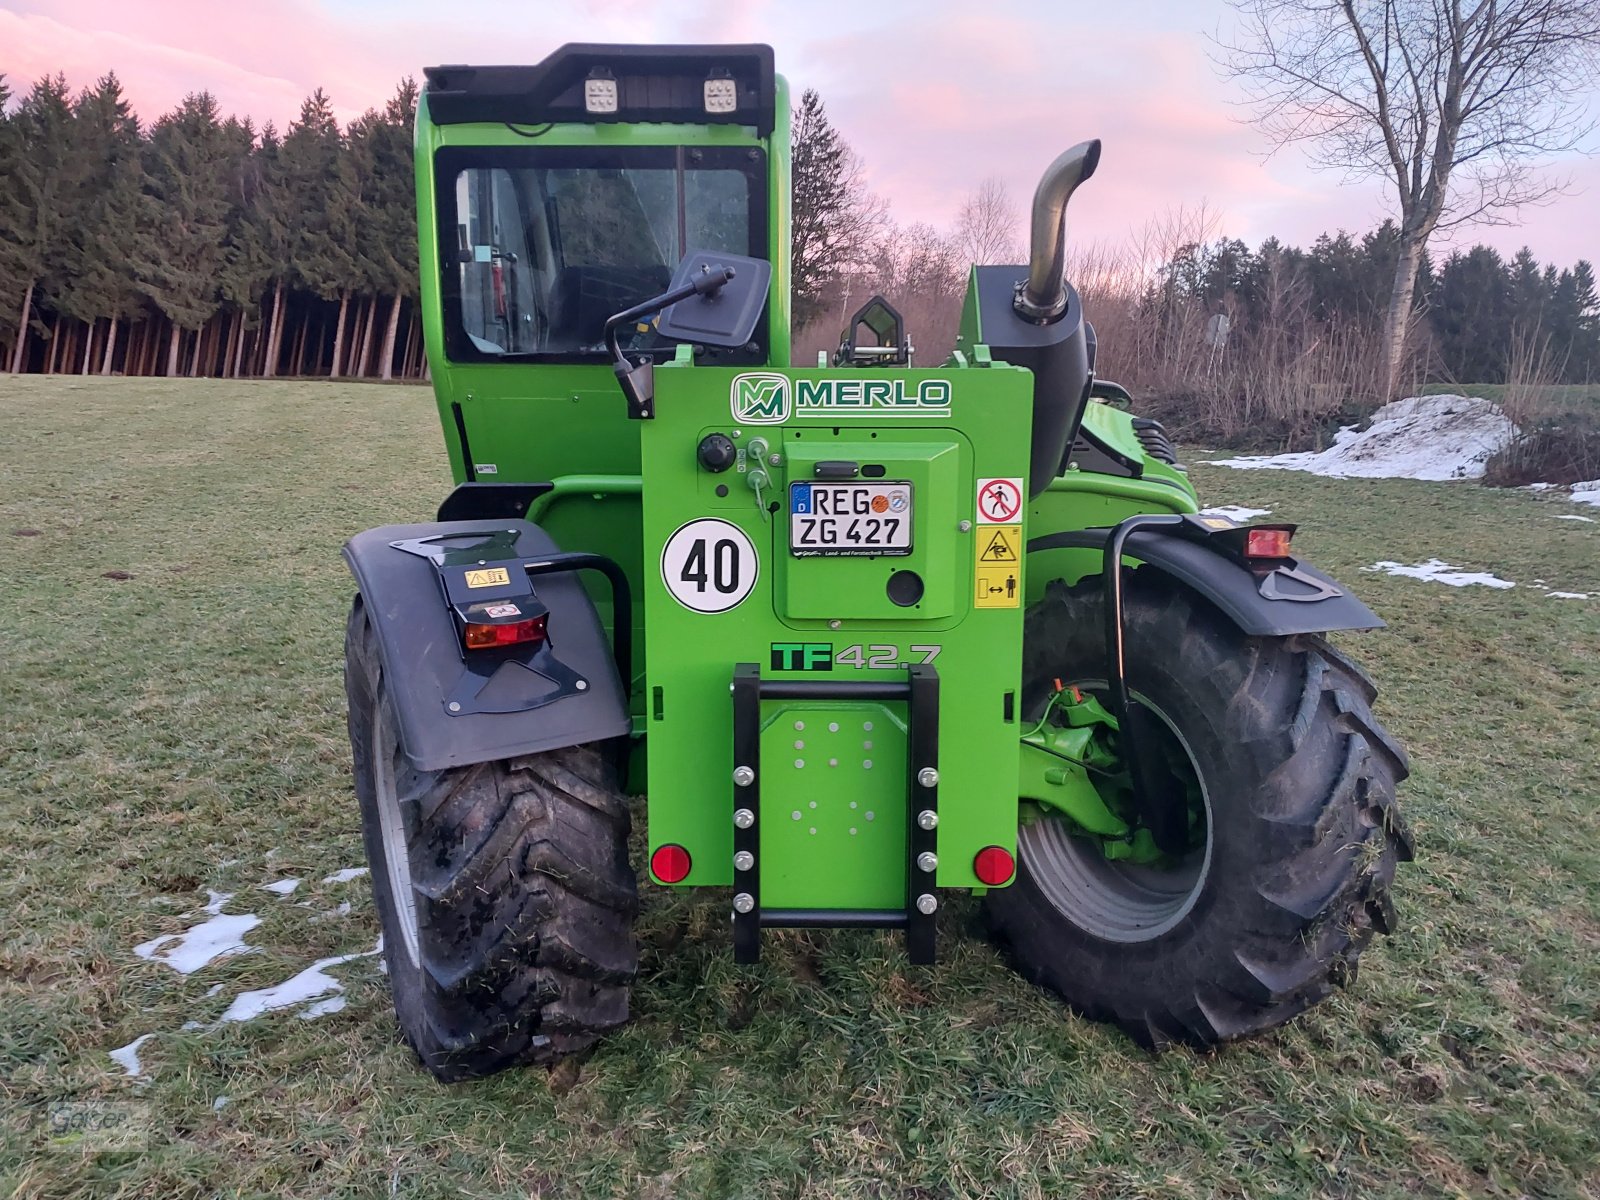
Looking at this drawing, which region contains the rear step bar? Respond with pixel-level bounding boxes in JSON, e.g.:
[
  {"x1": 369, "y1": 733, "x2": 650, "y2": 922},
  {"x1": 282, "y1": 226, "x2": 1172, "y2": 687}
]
[{"x1": 730, "y1": 663, "x2": 941, "y2": 965}]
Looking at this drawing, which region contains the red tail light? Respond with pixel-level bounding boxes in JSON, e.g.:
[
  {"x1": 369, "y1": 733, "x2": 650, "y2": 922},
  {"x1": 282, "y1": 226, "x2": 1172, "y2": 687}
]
[
  {"x1": 1244, "y1": 528, "x2": 1293, "y2": 559},
  {"x1": 650, "y1": 844, "x2": 692, "y2": 884},
  {"x1": 463, "y1": 614, "x2": 547, "y2": 650},
  {"x1": 974, "y1": 845, "x2": 1015, "y2": 885}
]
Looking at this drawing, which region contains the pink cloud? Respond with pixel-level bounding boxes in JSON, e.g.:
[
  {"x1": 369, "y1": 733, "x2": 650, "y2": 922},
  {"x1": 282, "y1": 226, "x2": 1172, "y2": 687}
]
[{"x1": 2, "y1": 0, "x2": 1592, "y2": 267}]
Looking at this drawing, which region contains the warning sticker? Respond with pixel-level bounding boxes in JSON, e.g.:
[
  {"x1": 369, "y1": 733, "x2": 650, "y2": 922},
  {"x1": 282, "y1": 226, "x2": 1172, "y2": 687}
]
[
  {"x1": 975, "y1": 477, "x2": 1024, "y2": 524},
  {"x1": 464, "y1": 567, "x2": 511, "y2": 589},
  {"x1": 975, "y1": 569, "x2": 1021, "y2": 608},
  {"x1": 978, "y1": 524, "x2": 1021, "y2": 565},
  {"x1": 975, "y1": 520, "x2": 1021, "y2": 607}
]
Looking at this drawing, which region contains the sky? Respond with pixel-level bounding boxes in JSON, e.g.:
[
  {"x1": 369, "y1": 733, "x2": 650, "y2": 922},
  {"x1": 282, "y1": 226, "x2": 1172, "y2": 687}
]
[{"x1": 3, "y1": 0, "x2": 1598, "y2": 268}]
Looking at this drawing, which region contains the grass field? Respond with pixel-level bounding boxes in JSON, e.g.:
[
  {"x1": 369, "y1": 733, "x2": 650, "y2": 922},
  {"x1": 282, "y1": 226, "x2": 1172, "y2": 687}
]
[
  {"x1": 3, "y1": 376, "x2": 1598, "y2": 1200},
  {"x1": 1420, "y1": 381, "x2": 1600, "y2": 409}
]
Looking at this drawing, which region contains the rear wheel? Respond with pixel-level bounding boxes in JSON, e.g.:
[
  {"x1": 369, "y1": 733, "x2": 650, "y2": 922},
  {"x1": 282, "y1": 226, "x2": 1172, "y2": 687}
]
[
  {"x1": 987, "y1": 574, "x2": 1413, "y2": 1048},
  {"x1": 346, "y1": 596, "x2": 638, "y2": 1081}
]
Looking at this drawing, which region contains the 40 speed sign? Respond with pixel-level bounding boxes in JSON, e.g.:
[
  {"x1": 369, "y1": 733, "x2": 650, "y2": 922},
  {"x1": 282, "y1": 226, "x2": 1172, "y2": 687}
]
[{"x1": 660, "y1": 518, "x2": 759, "y2": 614}]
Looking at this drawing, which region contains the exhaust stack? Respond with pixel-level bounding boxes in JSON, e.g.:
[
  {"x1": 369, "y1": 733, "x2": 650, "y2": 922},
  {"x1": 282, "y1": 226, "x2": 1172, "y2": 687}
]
[{"x1": 1014, "y1": 139, "x2": 1102, "y2": 323}]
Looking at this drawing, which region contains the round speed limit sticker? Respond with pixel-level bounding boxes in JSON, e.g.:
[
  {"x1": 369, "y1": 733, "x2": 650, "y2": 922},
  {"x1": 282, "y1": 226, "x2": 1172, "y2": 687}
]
[{"x1": 660, "y1": 518, "x2": 758, "y2": 614}]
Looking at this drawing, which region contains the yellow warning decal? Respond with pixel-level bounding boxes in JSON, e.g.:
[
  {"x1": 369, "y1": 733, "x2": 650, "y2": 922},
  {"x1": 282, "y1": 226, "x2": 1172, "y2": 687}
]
[
  {"x1": 1200, "y1": 516, "x2": 1234, "y2": 529},
  {"x1": 464, "y1": 567, "x2": 511, "y2": 589},
  {"x1": 975, "y1": 523, "x2": 1021, "y2": 608}
]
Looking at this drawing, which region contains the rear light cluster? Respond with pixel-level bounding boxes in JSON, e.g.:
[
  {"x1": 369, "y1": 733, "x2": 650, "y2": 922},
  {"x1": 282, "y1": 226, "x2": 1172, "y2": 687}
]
[
  {"x1": 1244, "y1": 527, "x2": 1293, "y2": 560},
  {"x1": 463, "y1": 613, "x2": 547, "y2": 650}
]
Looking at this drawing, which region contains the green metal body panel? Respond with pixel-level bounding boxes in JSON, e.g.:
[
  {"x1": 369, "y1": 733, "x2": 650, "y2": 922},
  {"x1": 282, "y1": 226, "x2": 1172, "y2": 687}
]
[
  {"x1": 407, "y1": 64, "x2": 1204, "y2": 906},
  {"x1": 640, "y1": 363, "x2": 1033, "y2": 894}
]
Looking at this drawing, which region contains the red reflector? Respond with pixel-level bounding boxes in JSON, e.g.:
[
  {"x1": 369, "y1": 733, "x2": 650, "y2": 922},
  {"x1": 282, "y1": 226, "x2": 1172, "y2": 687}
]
[
  {"x1": 974, "y1": 845, "x2": 1015, "y2": 885},
  {"x1": 463, "y1": 614, "x2": 547, "y2": 650},
  {"x1": 1244, "y1": 528, "x2": 1293, "y2": 559},
  {"x1": 650, "y1": 843, "x2": 692, "y2": 884}
]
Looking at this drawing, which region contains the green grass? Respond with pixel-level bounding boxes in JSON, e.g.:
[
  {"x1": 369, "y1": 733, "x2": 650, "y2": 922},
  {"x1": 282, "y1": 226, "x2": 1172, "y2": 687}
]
[
  {"x1": 1420, "y1": 381, "x2": 1600, "y2": 408},
  {"x1": 3, "y1": 376, "x2": 1599, "y2": 1199}
]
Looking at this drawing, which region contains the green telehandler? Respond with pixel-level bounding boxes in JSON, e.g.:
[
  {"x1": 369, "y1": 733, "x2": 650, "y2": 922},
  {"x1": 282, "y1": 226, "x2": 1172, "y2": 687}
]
[{"x1": 342, "y1": 43, "x2": 1412, "y2": 1081}]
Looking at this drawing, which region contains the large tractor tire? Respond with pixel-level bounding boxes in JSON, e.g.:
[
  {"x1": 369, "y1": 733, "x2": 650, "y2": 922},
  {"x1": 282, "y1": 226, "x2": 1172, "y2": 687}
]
[
  {"x1": 987, "y1": 574, "x2": 1413, "y2": 1049},
  {"x1": 345, "y1": 597, "x2": 638, "y2": 1082}
]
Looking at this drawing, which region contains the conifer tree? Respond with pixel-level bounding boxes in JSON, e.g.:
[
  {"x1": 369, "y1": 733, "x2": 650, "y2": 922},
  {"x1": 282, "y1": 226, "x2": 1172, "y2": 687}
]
[
  {"x1": 137, "y1": 93, "x2": 231, "y2": 375},
  {"x1": 62, "y1": 73, "x2": 145, "y2": 374},
  {"x1": 4, "y1": 75, "x2": 76, "y2": 373}
]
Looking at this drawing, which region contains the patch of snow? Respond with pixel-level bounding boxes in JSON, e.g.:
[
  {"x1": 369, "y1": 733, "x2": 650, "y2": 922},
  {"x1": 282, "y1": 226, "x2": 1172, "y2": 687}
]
[
  {"x1": 213, "y1": 1096, "x2": 230, "y2": 1111},
  {"x1": 1570, "y1": 480, "x2": 1600, "y2": 507},
  {"x1": 205, "y1": 983, "x2": 224, "y2": 997},
  {"x1": 1524, "y1": 482, "x2": 1556, "y2": 491},
  {"x1": 215, "y1": 940, "x2": 379, "y2": 1024},
  {"x1": 1199, "y1": 504, "x2": 1272, "y2": 522},
  {"x1": 1365, "y1": 559, "x2": 1517, "y2": 589},
  {"x1": 262, "y1": 878, "x2": 300, "y2": 896},
  {"x1": 299, "y1": 995, "x2": 347, "y2": 1020},
  {"x1": 1208, "y1": 395, "x2": 1516, "y2": 481},
  {"x1": 109, "y1": 1033, "x2": 154, "y2": 1077},
  {"x1": 1548, "y1": 591, "x2": 1591, "y2": 600},
  {"x1": 322, "y1": 867, "x2": 368, "y2": 885},
  {"x1": 135, "y1": 892, "x2": 260, "y2": 974},
  {"x1": 1553, "y1": 514, "x2": 1596, "y2": 523}
]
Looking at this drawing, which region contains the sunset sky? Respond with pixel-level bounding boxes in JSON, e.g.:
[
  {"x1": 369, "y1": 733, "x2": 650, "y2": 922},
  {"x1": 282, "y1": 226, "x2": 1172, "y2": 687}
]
[{"x1": 4, "y1": 0, "x2": 1598, "y2": 268}]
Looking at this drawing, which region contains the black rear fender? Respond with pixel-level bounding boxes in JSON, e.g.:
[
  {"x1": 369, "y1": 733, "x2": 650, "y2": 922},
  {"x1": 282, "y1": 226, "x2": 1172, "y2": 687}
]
[{"x1": 343, "y1": 520, "x2": 631, "y2": 772}]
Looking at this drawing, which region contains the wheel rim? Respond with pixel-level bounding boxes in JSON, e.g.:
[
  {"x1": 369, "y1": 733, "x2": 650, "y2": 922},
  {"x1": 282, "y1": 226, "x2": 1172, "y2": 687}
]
[
  {"x1": 1019, "y1": 686, "x2": 1213, "y2": 943},
  {"x1": 372, "y1": 716, "x2": 421, "y2": 968}
]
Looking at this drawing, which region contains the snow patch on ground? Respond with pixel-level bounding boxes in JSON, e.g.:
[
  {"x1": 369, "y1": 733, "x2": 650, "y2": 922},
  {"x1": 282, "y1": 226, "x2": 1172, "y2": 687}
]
[
  {"x1": 1199, "y1": 504, "x2": 1272, "y2": 522},
  {"x1": 1365, "y1": 559, "x2": 1518, "y2": 589},
  {"x1": 322, "y1": 867, "x2": 368, "y2": 884},
  {"x1": 261, "y1": 878, "x2": 300, "y2": 896},
  {"x1": 134, "y1": 891, "x2": 260, "y2": 974},
  {"x1": 1548, "y1": 591, "x2": 1592, "y2": 600},
  {"x1": 109, "y1": 1033, "x2": 154, "y2": 1077},
  {"x1": 1570, "y1": 480, "x2": 1600, "y2": 507},
  {"x1": 1208, "y1": 395, "x2": 1516, "y2": 481},
  {"x1": 1553, "y1": 514, "x2": 1596, "y2": 523},
  {"x1": 216, "y1": 942, "x2": 379, "y2": 1024}
]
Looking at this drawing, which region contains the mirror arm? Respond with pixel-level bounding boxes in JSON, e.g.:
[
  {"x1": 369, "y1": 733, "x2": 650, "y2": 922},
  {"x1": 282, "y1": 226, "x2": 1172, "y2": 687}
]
[{"x1": 603, "y1": 265, "x2": 736, "y2": 420}]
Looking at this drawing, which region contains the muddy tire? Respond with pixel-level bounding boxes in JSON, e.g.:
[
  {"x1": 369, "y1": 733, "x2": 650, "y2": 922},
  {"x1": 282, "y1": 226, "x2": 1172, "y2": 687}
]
[
  {"x1": 986, "y1": 574, "x2": 1413, "y2": 1049},
  {"x1": 345, "y1": 596, "x2": 638, "y2": 1081}
]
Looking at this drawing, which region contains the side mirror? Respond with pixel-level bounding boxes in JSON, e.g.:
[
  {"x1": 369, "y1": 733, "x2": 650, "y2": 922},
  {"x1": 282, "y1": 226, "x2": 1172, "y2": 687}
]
[
  {"x1": 604, "y1": 250, "x2": 773, "y2": 419},
  {"x1": 656, "y1": 250, "x2": 772, "y2": 348}
]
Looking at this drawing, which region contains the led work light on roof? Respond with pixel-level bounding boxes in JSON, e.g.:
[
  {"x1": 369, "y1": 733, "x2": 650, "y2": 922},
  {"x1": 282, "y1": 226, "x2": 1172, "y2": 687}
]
[
  {"x1": 704, "y1": 72, "x2": 737, "y2": 114},
  {"x1": 583, "y1": 70, "x2": 618, "y2": 114}
]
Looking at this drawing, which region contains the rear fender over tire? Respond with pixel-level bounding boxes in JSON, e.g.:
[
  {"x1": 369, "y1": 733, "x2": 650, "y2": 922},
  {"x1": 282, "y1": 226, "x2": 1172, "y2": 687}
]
[
  {"x1": 987, "y1": 574, "x2": 1413, "y2": 1050},
  {"x1": 343, "y1": 519, "x2": 630, "y2": 773}
]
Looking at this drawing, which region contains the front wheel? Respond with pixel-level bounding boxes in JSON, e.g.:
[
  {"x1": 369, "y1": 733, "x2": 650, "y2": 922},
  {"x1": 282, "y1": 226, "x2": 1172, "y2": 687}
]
[
  {"x1": 345, "y1": 596, "x2": 638, "y2": 1081},
  {"x1": 986, "y1": 575, "x2": 1413, "y2": 1049}
]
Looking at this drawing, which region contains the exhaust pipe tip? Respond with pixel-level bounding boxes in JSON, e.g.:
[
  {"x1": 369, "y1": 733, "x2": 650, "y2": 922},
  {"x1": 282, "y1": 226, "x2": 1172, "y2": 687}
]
[{"x1": 1014, "y1": 138, "x2": 1102, "y2": 324}]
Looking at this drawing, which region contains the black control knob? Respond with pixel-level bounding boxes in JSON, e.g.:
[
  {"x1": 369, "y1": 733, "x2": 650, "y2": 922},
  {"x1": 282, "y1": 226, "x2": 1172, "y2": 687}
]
[{"x1": 697, "y1": 433, "x2": 737, "y2": 473}]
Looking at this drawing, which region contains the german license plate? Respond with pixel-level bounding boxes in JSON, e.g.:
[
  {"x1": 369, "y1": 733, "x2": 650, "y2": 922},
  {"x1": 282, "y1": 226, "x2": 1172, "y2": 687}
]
[{"x1": 789, "y1": 482, "x2": 913, "y2": 557}]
